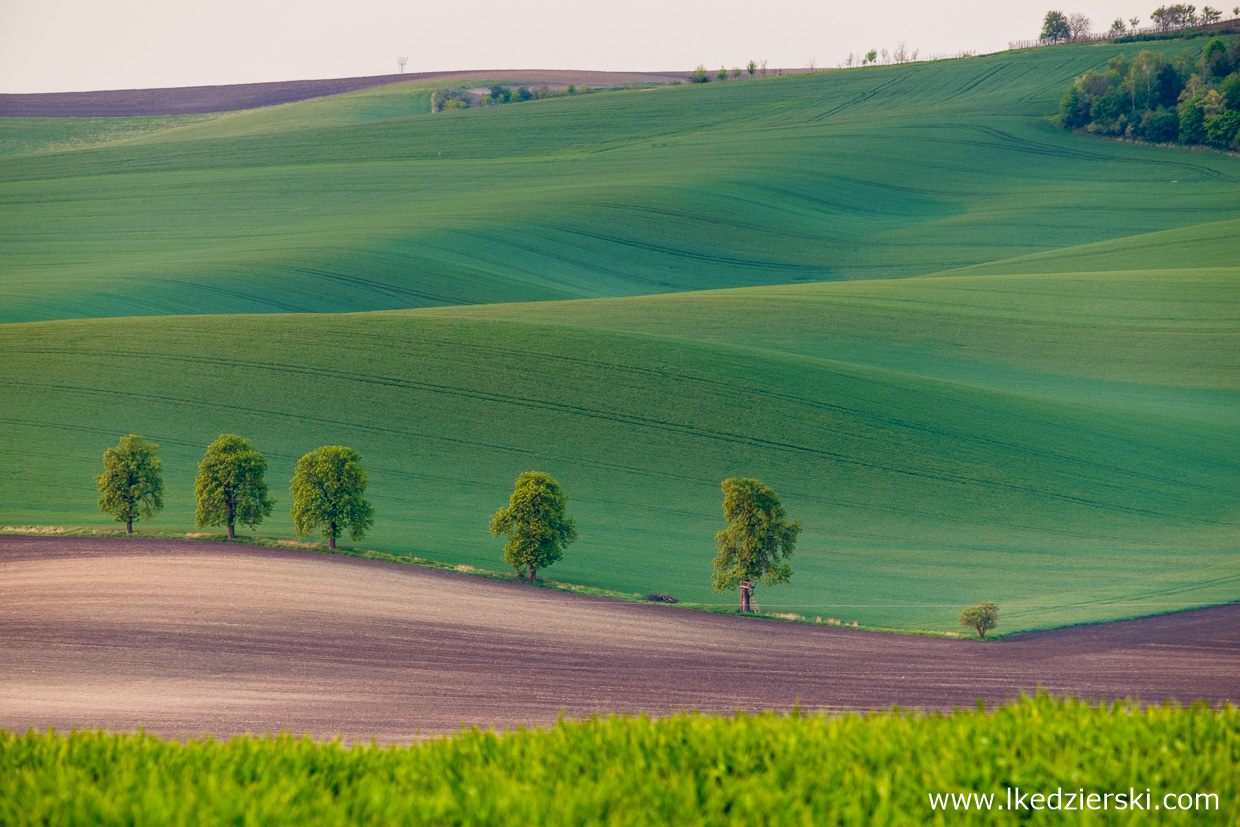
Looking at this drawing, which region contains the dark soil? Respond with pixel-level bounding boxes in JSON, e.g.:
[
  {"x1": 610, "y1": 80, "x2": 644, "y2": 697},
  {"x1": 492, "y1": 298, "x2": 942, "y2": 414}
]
[
  {"x1": 0, "y1": 70, "x2": 686, "y2": 118},
  {"x1": 2, "y1": 536, "x2": 1235, "y2": 743}
]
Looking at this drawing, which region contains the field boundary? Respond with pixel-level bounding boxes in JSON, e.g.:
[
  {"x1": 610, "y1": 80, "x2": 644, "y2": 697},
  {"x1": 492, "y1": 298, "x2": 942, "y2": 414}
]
[
  {"x1": 5, "y1": 525, "x2": 1233, "y2": 640},
  {"x1": 0, "y1": 525, "x2": 964, "y2": 637}
]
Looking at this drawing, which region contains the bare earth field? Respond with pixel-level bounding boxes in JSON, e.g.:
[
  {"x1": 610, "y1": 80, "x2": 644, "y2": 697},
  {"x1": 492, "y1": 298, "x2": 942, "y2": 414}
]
[
  {"x1": 1, "y1": 536, "x2": 1236, "y2": 744},
  {"x1": 0, "y1": 70, "x2": 687, "y2": 117}
]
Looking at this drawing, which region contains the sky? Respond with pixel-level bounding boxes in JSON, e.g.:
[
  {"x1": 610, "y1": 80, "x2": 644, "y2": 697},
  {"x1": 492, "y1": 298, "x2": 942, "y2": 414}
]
[{"x1": 0, "y1": 0, "x2": 1207, "y2": 93}]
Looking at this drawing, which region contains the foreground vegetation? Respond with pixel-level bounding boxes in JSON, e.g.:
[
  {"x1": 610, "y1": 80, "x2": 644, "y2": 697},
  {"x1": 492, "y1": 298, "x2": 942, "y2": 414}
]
[{"x1": 2, "y1": 695, "x2": 1234, "y2": 825}]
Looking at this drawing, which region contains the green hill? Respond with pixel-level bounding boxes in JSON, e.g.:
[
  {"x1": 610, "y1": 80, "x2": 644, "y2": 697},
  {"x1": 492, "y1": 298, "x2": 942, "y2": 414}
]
[
  {"x1": 1, "y1": 39, "x2": 1237, "y2": 633},
  {"x1": 2, "y1": 40, "x2": 1237, "y2": 324},
  {"x1": 2, "y1": 258, "x2": 1235, "y2": 632}
]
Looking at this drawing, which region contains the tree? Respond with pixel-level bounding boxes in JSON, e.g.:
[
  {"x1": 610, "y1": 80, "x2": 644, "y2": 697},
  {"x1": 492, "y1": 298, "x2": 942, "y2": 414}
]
[
  {"x1": 716, "y1": 66, "x2": 729, "y2": 81},
  {"x1": 1127, "y1": 50, "x2": 1167, "y2": 111},
  {"x1": 863, "y1": 49, "x2": 878, "y2": 65},
  {"x1": 746, "y1": 59, "x2": 757, "y2": 75},
  {"x1": 1068, "y1": 12, "x2": 1093, "y2": 39},
  {"x1": 1151, "y1": 4, "x2": 1198, "y2": 31},
  {"x1": 489, "y1": 471, "x2": 577, "y2": 583},
  {"x1": 959, "y1": 602, "x2": 1000, "y2": 638},
  {"x1": 1109, "y1": 17, "x2": 1128, "y2": 36},
  {"x1": 689, "y1": 64, "x2": 710, "y2": 83},
  {"x1": 1205, "y1": 109, "x2": 1240, "y2": 147},
  {"x1": 96, "y1": 434, "x2": 163, "y2": 534},
  {"x1": 1202, "y1": 5, "x2": 1222, "y2": 22},
  {"x1": 1222, "y1": 71, "x2": 1240, "y2": 110},
  {"x1": 290, "y1": 446, "x2": 374, "y2": 550},
  {"x1": 1041, "y1": 10, "x2": 1071, "y2": 42},
  {"x1": 194, "y1": 434, "x2": 274, "y2": 540},
  {"x1": 711, "y1": 478, "x2": 801, "y2": 613},
  {"x1": 1130, "y1": 16, "x2": 1142, "y2": 30}
]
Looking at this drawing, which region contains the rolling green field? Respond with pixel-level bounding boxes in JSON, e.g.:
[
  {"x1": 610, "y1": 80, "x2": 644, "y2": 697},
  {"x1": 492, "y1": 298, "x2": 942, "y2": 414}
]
[
  {"x1": 4, "y1": 695, "x2": 1236, "y2": 825},
  {"x1": 1, "y1": 38, "x2": 1237, "y2": 633}
]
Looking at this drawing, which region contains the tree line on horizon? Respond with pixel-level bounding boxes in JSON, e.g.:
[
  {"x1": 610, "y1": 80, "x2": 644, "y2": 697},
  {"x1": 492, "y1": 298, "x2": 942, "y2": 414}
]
[{"x1": 1040, "y1": 5, "x2": 1240, "y2": 44}]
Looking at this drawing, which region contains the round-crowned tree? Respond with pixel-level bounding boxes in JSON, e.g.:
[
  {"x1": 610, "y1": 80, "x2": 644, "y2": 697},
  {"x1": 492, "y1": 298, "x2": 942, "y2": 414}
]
[
  {"x1": 96, "y1": 434, "x2": 164, "y2": 534},
  {"x1": 711, "y1": 477, "x2": 801, "y2": 612},
  {"x1": 290, "y1": 446, "x2": 374, "y2": 550},
  {"x1": 489, "y1": 471, "x2": 577, "y2": 584},
  {"x1": 194, "y1": 434, "x2": 275, "y2": 539},
  {"x1": 959, "y1": 601, "x2": 1000, "y2": 638}
]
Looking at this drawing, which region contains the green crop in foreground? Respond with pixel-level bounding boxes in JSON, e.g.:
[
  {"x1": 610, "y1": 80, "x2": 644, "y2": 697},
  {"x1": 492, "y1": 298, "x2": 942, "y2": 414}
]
[{"x1": 2, "y1": 695, "x2": 1236, "y2": 825}]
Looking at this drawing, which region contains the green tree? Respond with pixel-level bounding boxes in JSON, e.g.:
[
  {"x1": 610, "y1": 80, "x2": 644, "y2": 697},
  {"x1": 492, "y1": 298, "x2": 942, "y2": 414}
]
[
  {"x1": 711, "y1": 478, "x2": 801, "y2": 613},
  {"x1": 1126, "y1": 50, "x2": 1167, "y2": 112},
  {"x1": 290, "y1": 446, "x2": 374, "y2": 550},
  {"x1": 863, "y1": 49, "x2": 878, "y2": 65},
  {"x1": 1222, "y1": 71, "x2": 1240, "y2": 110},
  {"x1": 1205, "y1": 109, "x2": 1240, "y2": 147},
  {"x1": 489, "y1": 471, "x2": 577, "y2": 583},
  {"x1": 1041, "y1": 10, "x2": 1071, "y2": 42},
  {"x1": 1139, "y1": 107, "x2": 1180, "y2": 141},
  {"x1": 95, "y1": 434, "x2": 163, "y2": 534},
  {"x1": 716, "y1": 66, "x2": 729, "y2": 81},
  {"x1": 746, "y1": 59, "x2": 758, "y2": 75},
  {"x1": 194, "y1": 434, "x2": 274, "y2": 539},
  {"x1": 959, "y1": 602, "x2": 1000, "y2": 638}
]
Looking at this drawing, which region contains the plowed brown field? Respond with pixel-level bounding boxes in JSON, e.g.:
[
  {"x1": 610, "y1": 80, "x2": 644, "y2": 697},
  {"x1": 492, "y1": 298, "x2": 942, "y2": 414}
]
[
  {"x1": 0, "y1": 70, "x2": 686, "y2": 117},
  {"x1": 1, "y1": 536, "x2": 1236, "y2": 744}
]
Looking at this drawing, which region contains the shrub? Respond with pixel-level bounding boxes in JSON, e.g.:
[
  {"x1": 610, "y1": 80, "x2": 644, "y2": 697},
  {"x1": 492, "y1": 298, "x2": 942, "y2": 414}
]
[
  {"x1": 1205, "y1": 109, "x2": 1240, "y2": 146},
  {"x1": 1141, "y1": 107, "x2": 1181, "y2": 141},
  {"x1": 1222, "y1": 71, "x2": 1240, "y2": 110},
  {"x1": 1178, "y1": 95, "x2": 1208, "y2": 142},
  {"x1": 431, "y1": 89, "x2": 470, "y2": 111}
]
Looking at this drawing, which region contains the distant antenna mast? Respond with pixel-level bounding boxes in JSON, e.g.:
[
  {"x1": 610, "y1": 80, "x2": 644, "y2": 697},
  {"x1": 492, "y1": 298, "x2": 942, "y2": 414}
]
[{"x1": 397, "y1": 56, "x2": 408, "y2": 74}]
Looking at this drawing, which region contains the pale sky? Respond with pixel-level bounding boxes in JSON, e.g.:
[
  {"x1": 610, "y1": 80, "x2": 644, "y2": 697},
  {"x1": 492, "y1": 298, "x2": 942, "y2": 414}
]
[{"x1": 0, "y1": 0, "x2": 1178, "y2": 93}]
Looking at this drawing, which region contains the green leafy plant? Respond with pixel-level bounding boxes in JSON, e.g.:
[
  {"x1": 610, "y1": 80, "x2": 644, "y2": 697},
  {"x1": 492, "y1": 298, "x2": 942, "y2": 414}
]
[
  {"x1": 290, "y1": 446, "x2": 374, "y2": 550},
  {"x1": 490, "y1": 471, "x2": 577, "y2": 583},
  {"x1": 95, "y1": 434, "x2": 163, "y2": 534},
  {"x1": 712, "y1": 478, "x2": 801, "y2": 612},
  {"x1": 2, "y1": 695, "x2": 1235, "y2": 825},
  {"x1": 194, "y1": 434, "x2": 274, "y2": 539},
  {"x1": 959, "y1": 601, "x2": 1000, "y2": 638}
]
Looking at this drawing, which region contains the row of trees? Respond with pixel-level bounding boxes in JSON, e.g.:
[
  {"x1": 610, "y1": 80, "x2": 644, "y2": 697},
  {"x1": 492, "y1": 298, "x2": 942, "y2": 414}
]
[
  {"x1": 493, "y1": 473, "x2": 800, "y2": 612},
  {"x1": 1041, "y1": 6, "x2": 1239, "y2": 43},
  {"x1": 95, "y1": 434, "x2": 373, "y2": 549},
  {"x1": 96, "y1": 436, "x2": 802, "y2": 612},
  {"x1": 1058, "y1": 39, "x2": 1240, "y2": 150},
  {"x1": 688, "y1": 61, "x2": 769, "y2": 83},
  {"x1": 97, "y1": 437, "x2": 998, "y2": 630},
  {"x1": 840, "y1": 44, "x2": 921, "y2": 68}
]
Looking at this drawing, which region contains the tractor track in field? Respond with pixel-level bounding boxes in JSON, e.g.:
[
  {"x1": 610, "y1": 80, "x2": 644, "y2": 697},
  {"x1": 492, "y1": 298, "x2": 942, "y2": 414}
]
[{"x1": 1, "y1": 536, "x2": 1236, "y2": 744}]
